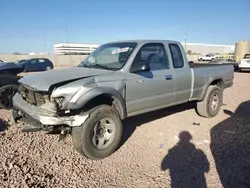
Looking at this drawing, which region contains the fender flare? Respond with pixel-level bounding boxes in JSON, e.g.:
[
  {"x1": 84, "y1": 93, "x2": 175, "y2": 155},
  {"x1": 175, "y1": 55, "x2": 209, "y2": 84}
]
[
  {"x1": 199, "y1": 77, "x2": 224, "y2": 101},
  {"x1": 68, "y1": 87, "x2": 127, "y2": 119}
]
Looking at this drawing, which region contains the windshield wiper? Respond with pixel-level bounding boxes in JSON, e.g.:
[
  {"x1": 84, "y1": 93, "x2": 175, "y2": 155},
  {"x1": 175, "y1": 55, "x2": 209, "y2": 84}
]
[
  {"x1": 82, "y1": 63, "x2": 114, "y2": 70},
  {"x1": 91, "y1": 63, "x2": 111, "y2": 70}
]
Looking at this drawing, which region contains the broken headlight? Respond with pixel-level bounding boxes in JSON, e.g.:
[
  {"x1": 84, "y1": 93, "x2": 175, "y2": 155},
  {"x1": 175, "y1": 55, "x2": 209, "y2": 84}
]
[{"x1": 53, "y1": 96, "x2": 65, "y2": 109}]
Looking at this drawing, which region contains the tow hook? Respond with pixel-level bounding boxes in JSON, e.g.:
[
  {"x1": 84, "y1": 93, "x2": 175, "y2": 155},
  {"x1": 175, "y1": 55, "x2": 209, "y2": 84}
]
[{"x1": 58, "y1": 125, "x2": 70, "y2": 142}]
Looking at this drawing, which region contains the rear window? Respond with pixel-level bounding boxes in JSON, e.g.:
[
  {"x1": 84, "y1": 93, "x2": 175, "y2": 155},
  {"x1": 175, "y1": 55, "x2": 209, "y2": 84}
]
[{"x1": 243, "y1": 54, "x2": 250, "y2": 59}]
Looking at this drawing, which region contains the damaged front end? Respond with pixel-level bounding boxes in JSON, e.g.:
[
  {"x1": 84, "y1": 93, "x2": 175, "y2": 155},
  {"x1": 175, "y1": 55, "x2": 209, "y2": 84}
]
[{"x1": 12, "y1": 84, "x2": 90, "y2": 134}]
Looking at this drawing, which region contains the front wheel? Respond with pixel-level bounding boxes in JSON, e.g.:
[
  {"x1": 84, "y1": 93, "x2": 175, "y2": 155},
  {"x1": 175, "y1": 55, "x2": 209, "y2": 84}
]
[
  {"x1": 71, "y1": 105, "x2": 123, "y2": 160},
  {"x1": 0, "y1": 84, "x2": 19, "y2": 109},
  {"x1": 196, "y1": 85, "x2": 223, "y2": 118}
]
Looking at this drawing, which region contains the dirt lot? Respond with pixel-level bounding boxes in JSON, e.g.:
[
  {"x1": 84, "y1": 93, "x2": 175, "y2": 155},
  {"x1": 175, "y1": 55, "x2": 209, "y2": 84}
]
[{"x1": 0, "y1": 72, "x2": 250, "y2": 188}]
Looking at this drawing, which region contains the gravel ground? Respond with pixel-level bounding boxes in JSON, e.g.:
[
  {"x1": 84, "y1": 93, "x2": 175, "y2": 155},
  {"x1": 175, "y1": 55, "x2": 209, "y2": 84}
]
[{"x1": 0, "y1": 72, "x2": 250, "y2": 188}]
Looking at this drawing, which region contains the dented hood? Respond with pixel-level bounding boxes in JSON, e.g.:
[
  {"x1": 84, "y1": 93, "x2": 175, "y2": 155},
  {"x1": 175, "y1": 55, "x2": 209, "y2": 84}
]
[{"x1": 19, "y1": 66, "x2": 113, "y2": 91}]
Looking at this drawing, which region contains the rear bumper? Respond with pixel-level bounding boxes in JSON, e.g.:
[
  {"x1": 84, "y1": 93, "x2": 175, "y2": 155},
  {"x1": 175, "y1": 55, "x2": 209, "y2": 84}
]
[
  {"x1": 238, "y1": 64, "x2": 250, "y2": 69},
  {"x1": 12, "y1": 93, "x2": 89, "y2": 127}
]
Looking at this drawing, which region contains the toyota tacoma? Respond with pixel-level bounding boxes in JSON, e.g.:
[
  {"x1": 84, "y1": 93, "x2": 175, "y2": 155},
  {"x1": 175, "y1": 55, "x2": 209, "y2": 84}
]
[{"x1": 12, "y1": 40, "x2": 234, "y2": 160}]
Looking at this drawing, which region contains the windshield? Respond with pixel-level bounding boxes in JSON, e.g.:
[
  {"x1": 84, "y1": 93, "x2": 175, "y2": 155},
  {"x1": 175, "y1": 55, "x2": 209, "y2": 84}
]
[
  {"x1": 15, "y1": 59, "x2": 27, "y2": 65},
  {"x1": 78, "y1": 42, "x2": 137, "y2": 70}
]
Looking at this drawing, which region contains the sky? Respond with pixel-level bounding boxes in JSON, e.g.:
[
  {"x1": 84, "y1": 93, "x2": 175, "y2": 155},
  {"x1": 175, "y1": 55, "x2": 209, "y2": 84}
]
[{"x1": 0, "y1": 0, "x2": 249, "y2": 53}]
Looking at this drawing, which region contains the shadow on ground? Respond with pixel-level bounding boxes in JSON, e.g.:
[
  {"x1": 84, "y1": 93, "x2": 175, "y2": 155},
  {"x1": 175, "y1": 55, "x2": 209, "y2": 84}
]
[
  {"x1": 210, "y1": 100, "x2": 250, "y2": 188},
  {"x1": 236, "y1": 70, "x2": 250, "y2": 73},
  {"x1": 161, "y1": 131, "x2": 209, "y2": 188},
  {"x1": 120, "y1": 102, "x2": 196, "y2": 147},
  {"x1": 0, "y1": 119, "x2": 9, "y2": 133}
]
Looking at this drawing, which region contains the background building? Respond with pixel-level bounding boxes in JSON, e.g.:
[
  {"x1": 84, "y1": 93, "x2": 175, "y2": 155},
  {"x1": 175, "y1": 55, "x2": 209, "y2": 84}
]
[
  {"x1": 181, "y1": 43, "x2": 235, "y2": 55},
  {"x1": 53, "y1": 43, "x2": 100, "y2": 55},
  {"x1": 53, "y1": 42, "x2": 235, "y2": 55}
]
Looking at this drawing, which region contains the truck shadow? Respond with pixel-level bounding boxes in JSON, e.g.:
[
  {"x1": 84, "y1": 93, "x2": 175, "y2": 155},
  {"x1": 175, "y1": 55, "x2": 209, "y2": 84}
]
[
  {"x1": 120, "y1": 101, "x2": 196, "y2": 147},
  {"x1": 210, "y1": 100, "x2": 250, "y2": 187},
  {"x1": 0, "y1": 119, "x2": 9, "y2": 133}
]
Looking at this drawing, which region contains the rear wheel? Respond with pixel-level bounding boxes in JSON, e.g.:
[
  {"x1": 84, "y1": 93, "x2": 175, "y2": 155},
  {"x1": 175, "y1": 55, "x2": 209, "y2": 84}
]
[
  {"x1": 71, "y1": 105, "x2": 123, "y2": 160},
  {"x1": 0, "y1": 84, "x2": 19, "y2": 110},
  {"x1": 196, "y1": 85, "x2": 223, "y2": 118},
  {"x1": 46, "y1": 66, "x2": 52, "y2": 71}
]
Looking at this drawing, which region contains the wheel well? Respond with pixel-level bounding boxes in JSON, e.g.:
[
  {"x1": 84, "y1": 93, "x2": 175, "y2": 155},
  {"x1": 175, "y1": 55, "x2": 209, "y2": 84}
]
[
  {"x1": 210, "y1": 79, "x2": 224, "y2": 90},
  {"x1": 82, "y1": 94, "x2": 125, "y2": 119},
  {"x1": 199, "y1": 79, "x2": 224, "y2": 101}
]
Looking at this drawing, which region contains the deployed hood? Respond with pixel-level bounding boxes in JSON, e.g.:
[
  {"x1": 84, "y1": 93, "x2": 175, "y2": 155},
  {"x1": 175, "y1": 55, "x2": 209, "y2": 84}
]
[{"x1": 19, "y1": 66, "x2": 113, "y2": 91}]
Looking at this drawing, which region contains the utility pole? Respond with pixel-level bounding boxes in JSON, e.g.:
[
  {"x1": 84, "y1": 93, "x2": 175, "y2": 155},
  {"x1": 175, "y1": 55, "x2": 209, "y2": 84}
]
[
  {"x1": 43, "y1": 32, "x2": 46, "y2": 57},
  {"x1": 184, "y1": 30, "x2": 188, "y2": 51},
  {"x1": 65, "y1": 23, "x2": 72, "y2": 66}
]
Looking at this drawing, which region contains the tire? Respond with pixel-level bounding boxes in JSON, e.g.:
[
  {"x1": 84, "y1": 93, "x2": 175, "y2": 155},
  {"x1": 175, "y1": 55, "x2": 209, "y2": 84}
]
[
  {"x1": 71, "y1": 105, "x2": 123, "y2": 160},
  {"x1": 23, "y1": 66, "x2": 28, "y2": 72},
  {"x1": 196, "y1": 85, "x2": 223, "y2": 118},
  {"x1": 0, "y1": 84, "x2": 19, "y2": 110},
  {"x1": 46, "y1": 66, "x2": 52, "y2": 71}
]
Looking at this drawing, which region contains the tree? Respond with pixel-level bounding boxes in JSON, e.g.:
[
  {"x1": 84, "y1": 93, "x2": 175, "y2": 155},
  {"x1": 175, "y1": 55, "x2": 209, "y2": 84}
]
[
  {"x1": 12, "y1": 52, "x2": 21, "y2": 55},
  {"x1": 187, "y1": 50, "x2": 192, "y2": 55}
]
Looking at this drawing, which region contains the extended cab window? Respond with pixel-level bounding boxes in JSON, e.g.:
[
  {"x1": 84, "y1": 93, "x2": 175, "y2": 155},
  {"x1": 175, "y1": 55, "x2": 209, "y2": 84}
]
[
  {"x1": 133, "y1": 43, "x2": 169, "y2": 70},
  {"x1": 169, "y1": 43, "x2": 184, "y2": 68}
]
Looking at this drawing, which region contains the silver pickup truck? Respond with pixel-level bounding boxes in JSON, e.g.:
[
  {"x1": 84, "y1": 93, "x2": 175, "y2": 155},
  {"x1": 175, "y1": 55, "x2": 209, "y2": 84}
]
[{"x1": 12, "y1": 40, "x2": 234, "y2": 160}]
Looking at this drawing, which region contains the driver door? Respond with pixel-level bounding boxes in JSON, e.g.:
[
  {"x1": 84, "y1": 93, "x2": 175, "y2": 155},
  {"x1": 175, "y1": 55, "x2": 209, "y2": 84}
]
[
  {"x1": 25, "y1": 59, "x2": 37, "y2": 72},
  {"x1": 125, "y1": 43, "x2": 175, "y2": 115}
]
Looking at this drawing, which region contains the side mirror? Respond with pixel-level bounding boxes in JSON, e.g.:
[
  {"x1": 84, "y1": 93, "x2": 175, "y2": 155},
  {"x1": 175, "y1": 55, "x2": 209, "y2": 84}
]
[{"x1": 130, "y1": 62, "x2": 150, "y2": 73}]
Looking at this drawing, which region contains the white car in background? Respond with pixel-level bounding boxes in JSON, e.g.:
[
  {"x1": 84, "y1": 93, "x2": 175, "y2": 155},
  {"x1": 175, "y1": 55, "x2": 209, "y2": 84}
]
[
  {"x1": 198, "y1": 54, "x2": 216, "y2": 61},
  {"x1": 238, "y1": 54, "x2": 250, "y2": 71}
]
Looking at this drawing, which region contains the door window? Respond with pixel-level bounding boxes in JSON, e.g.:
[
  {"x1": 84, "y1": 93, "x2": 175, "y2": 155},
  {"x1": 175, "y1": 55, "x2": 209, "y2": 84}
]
[
  {"x1": 133, "y1": 43, "x2": 169, "y2": 70},
  {"x1": 29, "y1": 59, "x2": 38, "y2": 64},
  {"x1": 38, "y1": 59, "x2": 45, "y2": 63}
]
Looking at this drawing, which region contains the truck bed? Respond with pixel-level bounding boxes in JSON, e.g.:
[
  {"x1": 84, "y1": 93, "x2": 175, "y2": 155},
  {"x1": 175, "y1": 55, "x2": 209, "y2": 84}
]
[
  {"x1": 189, "y1": 62, "x2": 235, "y2": 68},
  {"x1": 189, "y1": 63, "x2": 234, "y2": 101}
]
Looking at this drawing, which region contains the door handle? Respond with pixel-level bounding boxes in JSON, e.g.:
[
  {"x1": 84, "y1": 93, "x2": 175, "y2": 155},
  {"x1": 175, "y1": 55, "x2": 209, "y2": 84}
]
[
  {"x1": 136, "y1": 80, "x2": 145, "y2": 83},
  {"x1": 165, "y1": 75, "x2": 172, "y2": 80}
]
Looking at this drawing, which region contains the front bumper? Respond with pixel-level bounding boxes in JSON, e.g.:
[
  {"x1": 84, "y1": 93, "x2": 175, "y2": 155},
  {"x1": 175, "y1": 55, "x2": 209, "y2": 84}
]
[{"x1": 12, "y1": 93, "x2": 89, "y2": 127}]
